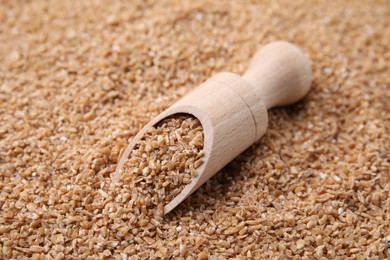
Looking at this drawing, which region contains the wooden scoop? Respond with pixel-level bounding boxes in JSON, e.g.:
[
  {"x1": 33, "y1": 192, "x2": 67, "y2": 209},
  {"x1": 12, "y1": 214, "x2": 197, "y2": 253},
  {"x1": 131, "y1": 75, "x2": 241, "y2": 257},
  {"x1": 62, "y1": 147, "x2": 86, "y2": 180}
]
[{"x1": 114, "y1": 41, "x2": 312, "y2": 214}]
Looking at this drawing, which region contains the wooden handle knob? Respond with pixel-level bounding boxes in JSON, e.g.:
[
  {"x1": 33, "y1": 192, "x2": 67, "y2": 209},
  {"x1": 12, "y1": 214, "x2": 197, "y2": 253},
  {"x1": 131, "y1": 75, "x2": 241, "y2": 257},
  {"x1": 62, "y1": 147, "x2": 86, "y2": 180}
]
[{"x1": 242, "y1": 41, "x2": 312, "y2": 109}]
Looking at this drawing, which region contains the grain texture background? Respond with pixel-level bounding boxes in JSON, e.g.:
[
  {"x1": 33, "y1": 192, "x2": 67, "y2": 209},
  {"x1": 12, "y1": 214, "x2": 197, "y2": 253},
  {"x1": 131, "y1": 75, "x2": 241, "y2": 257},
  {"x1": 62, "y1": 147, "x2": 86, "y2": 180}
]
[{"x1": 0, "y1": 0, "x2": 389, "y2": 259}]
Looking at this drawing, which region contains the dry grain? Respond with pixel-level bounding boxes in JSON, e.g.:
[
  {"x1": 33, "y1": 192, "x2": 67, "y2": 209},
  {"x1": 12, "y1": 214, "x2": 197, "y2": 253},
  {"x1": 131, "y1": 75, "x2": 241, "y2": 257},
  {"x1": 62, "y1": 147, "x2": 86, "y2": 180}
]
[
  {"x1": 0, "y1": 0, "x2": 389, "y2": 258},
  {"x1": 122, "y1": 114, "x2": 204, "y2": 215}
]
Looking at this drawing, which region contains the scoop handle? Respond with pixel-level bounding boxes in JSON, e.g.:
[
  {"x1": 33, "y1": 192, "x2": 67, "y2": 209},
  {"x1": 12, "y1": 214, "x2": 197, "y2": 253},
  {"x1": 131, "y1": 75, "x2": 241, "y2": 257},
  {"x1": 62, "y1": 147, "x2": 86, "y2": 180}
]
[{"x1": 242, "y1": 41, "x2": 312, "y2": 109}]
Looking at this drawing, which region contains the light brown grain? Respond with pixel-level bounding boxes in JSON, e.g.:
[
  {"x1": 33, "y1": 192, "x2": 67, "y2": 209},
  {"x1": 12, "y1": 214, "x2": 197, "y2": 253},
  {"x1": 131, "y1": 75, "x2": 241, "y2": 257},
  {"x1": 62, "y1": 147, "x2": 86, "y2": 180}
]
[
  {"x1": 0, "y1": 0, "x2": 389, "y2": 259},
  {"x1": 121, "y1": 114, "x2": 204, "y2": 215}
]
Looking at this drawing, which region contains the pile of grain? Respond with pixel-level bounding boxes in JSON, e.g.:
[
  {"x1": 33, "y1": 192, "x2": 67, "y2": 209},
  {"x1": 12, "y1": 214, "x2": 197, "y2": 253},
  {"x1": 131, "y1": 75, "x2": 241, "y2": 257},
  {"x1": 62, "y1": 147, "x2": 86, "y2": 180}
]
[
  {"x1": 0, "y1": 0, "x2": 389, "y2": 259},
  {"x1": 121, "y1": 114, "x2": 204, "y2": 216}
]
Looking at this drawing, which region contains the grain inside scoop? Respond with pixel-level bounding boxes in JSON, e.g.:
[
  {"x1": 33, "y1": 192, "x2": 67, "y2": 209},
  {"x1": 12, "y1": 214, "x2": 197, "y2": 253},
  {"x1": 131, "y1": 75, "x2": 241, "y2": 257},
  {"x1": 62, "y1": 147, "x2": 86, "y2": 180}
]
[{"x1": 114, "y1": 41, "x2": 312, "y2": 214}]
